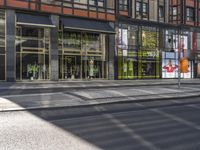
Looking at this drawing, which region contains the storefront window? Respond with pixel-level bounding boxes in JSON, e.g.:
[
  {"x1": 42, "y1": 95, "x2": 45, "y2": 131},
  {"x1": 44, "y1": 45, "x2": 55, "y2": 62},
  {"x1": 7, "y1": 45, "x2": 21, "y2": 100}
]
[
  {"x1": 0, "y1": 10, "x2": 5, "y2": 81},
  {"x1": 142, "y1": 29, "x2": 158, "y2": 49},
  {"x1": 118, "y1": 25, "x2": 160, "y2": 79},
  {"x1": 63, "y1": 31, "x2": 81, "y2": 50},
  {"x1": 118, "y1": 25, "x2": 138, "y2": 79},
  {"x1": 16, "y1": 27, "x2": 50, "y2": 80},
  {"x1": 83, "y1": 33, "x2": 100, "y2": 51},
  {"x1": 140, "y1": 27, "x2": 160, "y2": 78},
  {"x1": 59, "y1": 30, "x2": 107, "y2": 80},
  {"x1": 162, "y1": 52, "x2": 193, "y2": 78}
]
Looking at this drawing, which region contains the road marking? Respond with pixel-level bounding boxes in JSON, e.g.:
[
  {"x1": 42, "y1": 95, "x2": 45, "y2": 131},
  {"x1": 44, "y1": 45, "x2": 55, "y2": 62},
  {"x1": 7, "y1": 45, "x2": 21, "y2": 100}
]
[
  {"x1": 135, "y1": 89, "x2": 156, "y2": 94},
  {"x1": 2, "y1": 92, "x2": 63, "y2": 98},
  {"x1": 187, "y1": 104, "x2": 200, "y2": 109},
  {"x1": 152, "y1": 109, "x2": 200, "y2": 130},
  {"x1": 106, "y1": 90, "x2": 127, "y2": 96},
  {"x1": 161, "y1": 88, "x2": 180, "y2": 93},
  {"x1": 71, "y1": 91, "x2": 93, "y2": 99},
  {"x1": 103, "y1": 113, "x2": 161, "y2": 150},
  {"x1": 181, "y1": 87, "x2": 200, "y2": 91}
]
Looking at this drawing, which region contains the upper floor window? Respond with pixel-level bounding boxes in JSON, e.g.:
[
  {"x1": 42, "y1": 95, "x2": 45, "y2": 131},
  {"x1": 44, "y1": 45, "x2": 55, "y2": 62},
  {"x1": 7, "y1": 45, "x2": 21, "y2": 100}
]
[
  {"x1": 142, "y1": 3, "x2": 148, "y2": 19},
  {"x1": 119, "y1": 0, "x2": 128, "y2": 11},
  {"x1": 186, "y1": 7, "x2": 195, "y2": 21},
  {"x1": 41, "y1": 0, "x2": 61, "y2": 5},
  {"x1": 172, "y1": 6, "x2": 177, "y2": 20},
  {"x1": 98, "y1": 0, "x2": 104, "y2": 7},
  {"x1": 74, "y1": 0, "x2": 87, "y2": 4},
  {"x1": 107, "y1": 0, "x2": 115, "y2": 9},
  {"x1": 136, "y1": 1, "x2": 142, "y2": 18},
  {"x1": 136, "y1": 1, "x2": 148, "y2": 19},
  {"x1": 159, "y1": 6, "x2": 164, "y2": 19}
]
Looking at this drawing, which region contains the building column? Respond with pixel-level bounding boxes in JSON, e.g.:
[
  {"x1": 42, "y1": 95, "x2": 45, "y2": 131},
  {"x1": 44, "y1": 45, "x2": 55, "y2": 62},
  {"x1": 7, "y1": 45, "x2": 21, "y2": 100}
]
[
  {"x1": 108, "y1": 34, "x2": 115, "y2": 80},
  {"x1": 50, "y1": 15, "x2": 59, "y2": 81},
  {"x1": 6, "y1": 10, "x2": 15, "y2": 82}
]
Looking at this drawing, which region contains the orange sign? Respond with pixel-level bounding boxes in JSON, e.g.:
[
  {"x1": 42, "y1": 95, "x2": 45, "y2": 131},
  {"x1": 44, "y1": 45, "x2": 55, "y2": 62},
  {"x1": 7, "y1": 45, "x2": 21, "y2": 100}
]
[{"x1": 180, "y1": 57, "x2": 189, "y2": 73}]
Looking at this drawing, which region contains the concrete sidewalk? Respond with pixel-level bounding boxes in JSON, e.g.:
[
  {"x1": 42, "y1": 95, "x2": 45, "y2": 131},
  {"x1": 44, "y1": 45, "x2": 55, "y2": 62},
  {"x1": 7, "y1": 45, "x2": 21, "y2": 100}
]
[
  {"x1": 0, "y1": 82, "x2": 200, "y2": 112},
  {"x1": 0, "y1": 79, "x2": 200, "y2": 90}
]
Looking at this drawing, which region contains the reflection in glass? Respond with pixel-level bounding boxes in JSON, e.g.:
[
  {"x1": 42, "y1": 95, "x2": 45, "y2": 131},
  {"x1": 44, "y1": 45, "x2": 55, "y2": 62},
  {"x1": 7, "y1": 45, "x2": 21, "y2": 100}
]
[
  {"x1": 21, "y1": 54, "x2": 49, "y2": 80},
  {"x1": 16, "y1": 26, "x2": 50, "y2": 80},
  {"x1": 60, "y1": 30, "x2": 106, "y2": 80}
]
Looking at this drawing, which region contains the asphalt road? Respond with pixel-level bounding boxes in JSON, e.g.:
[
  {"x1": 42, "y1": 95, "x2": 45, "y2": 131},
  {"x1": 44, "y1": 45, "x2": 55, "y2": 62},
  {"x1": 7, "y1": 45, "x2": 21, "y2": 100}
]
[{"x1": 1, "y1": 97, "x2": 200, "y2": 150}]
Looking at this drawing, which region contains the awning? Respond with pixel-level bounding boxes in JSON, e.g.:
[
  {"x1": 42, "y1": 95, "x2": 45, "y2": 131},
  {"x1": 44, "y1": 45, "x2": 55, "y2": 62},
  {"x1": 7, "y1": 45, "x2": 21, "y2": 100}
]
[
  {"x1": 16, "y1": 13, "x2": 55, "y2": 28},
  {"x1": 61, "y1": 17, "x2": 115, "y2": 34}
]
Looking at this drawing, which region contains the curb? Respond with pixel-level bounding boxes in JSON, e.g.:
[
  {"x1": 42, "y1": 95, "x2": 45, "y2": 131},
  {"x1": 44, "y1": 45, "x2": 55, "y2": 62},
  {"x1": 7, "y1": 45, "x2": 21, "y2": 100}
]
[{"x1": 0, "y1": 82, "x2": 197, "y2": 91}]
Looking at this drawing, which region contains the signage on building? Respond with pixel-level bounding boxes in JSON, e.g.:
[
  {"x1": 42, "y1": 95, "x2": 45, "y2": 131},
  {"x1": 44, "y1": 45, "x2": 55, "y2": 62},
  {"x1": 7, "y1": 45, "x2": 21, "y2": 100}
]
[
  {"x1": 123, "y1": 50, "x2": 127, "y2": 56},
  {"x1": 140, "y1": 50, "x2": 159, "y2": 58},
  {"x1": 162, "y1": 52, "x2": 193, "y2": 78}
]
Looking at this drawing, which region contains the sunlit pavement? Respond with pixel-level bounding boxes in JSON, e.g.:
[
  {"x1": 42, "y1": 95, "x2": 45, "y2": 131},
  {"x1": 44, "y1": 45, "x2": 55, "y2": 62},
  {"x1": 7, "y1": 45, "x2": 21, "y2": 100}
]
[{"x1": 1, "y1": 97, "x2": 200, "y2": 150}]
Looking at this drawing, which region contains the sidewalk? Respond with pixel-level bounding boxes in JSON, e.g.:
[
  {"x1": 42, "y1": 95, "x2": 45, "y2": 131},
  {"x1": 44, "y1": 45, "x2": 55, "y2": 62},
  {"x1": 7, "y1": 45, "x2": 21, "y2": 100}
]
[
  {"x1": 0, "y1": 79, "x2": 200, "y2": 90},
  {"x1": 0, "y1": 79, "x2": 200, "y2": 112}
]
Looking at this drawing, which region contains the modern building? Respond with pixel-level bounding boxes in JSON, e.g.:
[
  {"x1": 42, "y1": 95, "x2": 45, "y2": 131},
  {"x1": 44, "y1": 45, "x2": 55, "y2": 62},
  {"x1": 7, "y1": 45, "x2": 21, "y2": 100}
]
[
  {"x1": 0, "y1": 0, "x2": 200, "y2": 82},
  {"x1": 0, "y1": 0, "x2": 116, "y2": 81},
  {"x1": 116, "y1": 0, "x2": 200, "y2": 79}
]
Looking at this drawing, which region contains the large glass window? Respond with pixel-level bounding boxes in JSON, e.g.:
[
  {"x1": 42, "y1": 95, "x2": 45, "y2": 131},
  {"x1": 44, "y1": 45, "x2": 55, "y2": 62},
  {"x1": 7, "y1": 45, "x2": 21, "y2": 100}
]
[
  {"x1": 140, "y1": 27, "x2": 160, "y2": 79},
  {"x1": 142, "y1": 29, "x2": 158, "y2": 49},
  {"x1": 0, "y1": 10, "x2": 5, "y2": 81},
  {"x1": 59, "y1": 30, "x2": 107, "y2": 80},
  {"x1": 118, "y1": 24, "x2": 138, "y2": 79},
  {"x1": 16, "y1": 27, "x2": 50, "y2": 80},
  {"x1": 118, "y1": 25, "x2": 160, "y2": 79}
]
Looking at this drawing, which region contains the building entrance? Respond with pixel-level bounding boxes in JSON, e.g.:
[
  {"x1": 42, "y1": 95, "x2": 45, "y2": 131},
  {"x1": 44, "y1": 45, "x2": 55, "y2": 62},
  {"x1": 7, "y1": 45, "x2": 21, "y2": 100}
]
[
  {"x1": 82, "y1": 56, "x2": 105, "y2": 79},
  {"x1": 62, "y1": 56, "x2": 81, "y2": 79}
]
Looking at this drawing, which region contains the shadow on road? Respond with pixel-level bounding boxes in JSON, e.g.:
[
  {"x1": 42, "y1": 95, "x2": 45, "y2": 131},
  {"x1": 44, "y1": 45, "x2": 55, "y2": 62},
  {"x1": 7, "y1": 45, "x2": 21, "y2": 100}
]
[{"x1": 24, "y1": 98, "x2": 200, "y2": 150}]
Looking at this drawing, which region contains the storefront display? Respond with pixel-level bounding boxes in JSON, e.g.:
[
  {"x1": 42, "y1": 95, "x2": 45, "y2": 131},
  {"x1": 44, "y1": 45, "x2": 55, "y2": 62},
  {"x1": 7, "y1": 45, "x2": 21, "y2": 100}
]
[
  {"x1": 117, "y1": 25, "x2": 160, "y2": 79},
  {"x1": 139, "y1": 50, "x2": 160, "y2": 79},
  {"x1": 59, "y1": 30, "x2": 107, "y2": 80},
  {"x1": 162, "y1": 52, "x2": 193, "y2": 78},
  {"x1": 16, "y1": 27, "x2": 50, "y2": 80}
]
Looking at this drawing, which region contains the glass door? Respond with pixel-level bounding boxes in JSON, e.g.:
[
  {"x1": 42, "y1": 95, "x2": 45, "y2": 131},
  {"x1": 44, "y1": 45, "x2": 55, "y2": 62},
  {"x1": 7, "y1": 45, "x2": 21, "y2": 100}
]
[
  {"x1": 82, "y1": 56, "x2": 104, "y2": 79},
  {"x1": 63, "y1": 56, "x2": 81, "y2": 79}
]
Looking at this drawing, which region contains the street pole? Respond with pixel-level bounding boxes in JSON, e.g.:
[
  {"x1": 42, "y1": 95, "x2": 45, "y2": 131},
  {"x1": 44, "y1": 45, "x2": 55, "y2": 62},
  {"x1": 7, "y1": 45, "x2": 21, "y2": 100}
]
[{"x1": 178, "y1": 29, "x2": 181, "y2": 88}]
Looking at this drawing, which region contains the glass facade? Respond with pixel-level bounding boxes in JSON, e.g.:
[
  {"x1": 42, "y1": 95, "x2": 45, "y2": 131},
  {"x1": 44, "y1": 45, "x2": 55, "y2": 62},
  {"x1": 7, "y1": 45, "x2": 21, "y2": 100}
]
[
  {"x1": 0, "y1": 10, "x2": 5, "y2": 81},
  {"x1": 162, "y1": 29, "x2": 194, "y2": 79},
  {"x1": 139, "y1": 27, "x2": 160, "y2": 79},
  {"x1": 16, "y1": 26, "x2": 50, "y2": 80},
  {"x1": 117, "y1": 24, "x2": 160, "y2": 79},
  {"x1": 59, "y1": 29, "x2": 107, "y2": 80}
]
